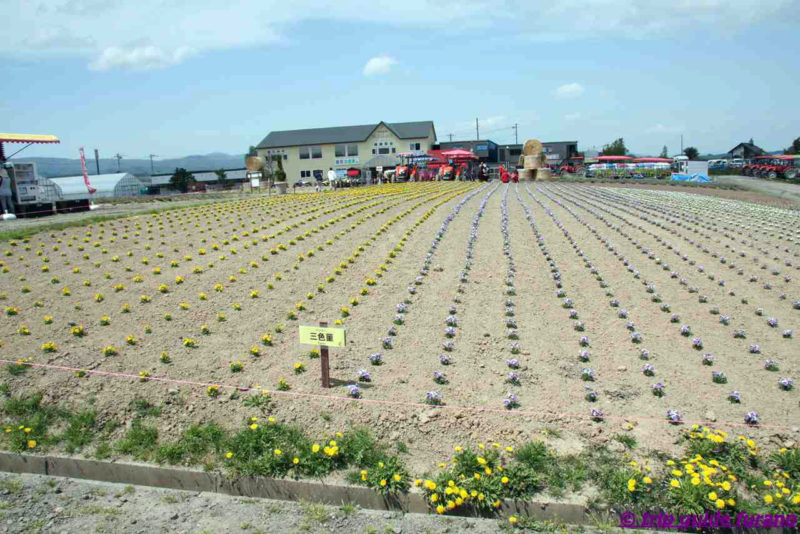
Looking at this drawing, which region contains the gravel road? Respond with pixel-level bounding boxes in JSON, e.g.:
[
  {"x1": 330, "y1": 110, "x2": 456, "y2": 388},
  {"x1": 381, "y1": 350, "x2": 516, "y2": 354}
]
[
  {"x1": 0, "y1": 472, "x2": 515, "y2": 534},
  {"x1": 0, "y1": 472, "x2": 645, "y2": 534},
  {"x1": 713, "y1": 174, "x2": 800, "y2": 206}
]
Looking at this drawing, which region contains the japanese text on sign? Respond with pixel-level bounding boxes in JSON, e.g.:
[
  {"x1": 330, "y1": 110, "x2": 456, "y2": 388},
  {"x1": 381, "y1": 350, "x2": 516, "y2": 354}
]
[{"x1": 299, "y1": 325, "x2": 346, "y2": 347}]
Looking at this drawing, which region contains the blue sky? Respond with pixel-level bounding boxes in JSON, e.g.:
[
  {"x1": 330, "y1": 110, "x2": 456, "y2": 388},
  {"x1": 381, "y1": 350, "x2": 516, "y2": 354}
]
[{"x1": 3, "y1": 0, "x2": 799, "y2": 160}]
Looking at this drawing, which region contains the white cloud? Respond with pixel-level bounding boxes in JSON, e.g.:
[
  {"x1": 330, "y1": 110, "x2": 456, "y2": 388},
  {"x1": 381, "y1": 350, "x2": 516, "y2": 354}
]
[
  {"x1": 564, "y1": 112, "x2": 581, "y2": 121},
  {"x1": 89, "y1": 46, "x2": 194, "y2": 71},
  {"x1": 3, "y1": 0, "x2": 796, "y2": 70},
  {"x1": 362, "y1": 55, "x2": 397, "y2": 77},
  {"x1": 646, "y1": 124, "x2": 682, "y2": 134},
  {"x1": 554, "y1": 83, "x2": 584, "y2": 99}
]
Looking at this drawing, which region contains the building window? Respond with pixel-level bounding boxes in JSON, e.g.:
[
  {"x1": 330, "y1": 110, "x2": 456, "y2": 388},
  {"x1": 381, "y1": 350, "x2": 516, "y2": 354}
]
[
  {"x1": 372, "y1": 149, "x2": 376, "y2": 154},
  {"x1": 378, "y1": 148, "x2": 390, "y2": 155},
  {"x1": 391, "y1": 147, "x2": 396, "y2": 154},
  {"x1": 409, "y1": 142, "x2": 421, "y2": 151},
  {"x1": 336, "y1": 144, "x2": 359, "y2": 157},
  {"x1": 300, "y1": 170, "x2": 311, "y2": 178},
  {"x1": 283, "y1": 154, "x2": 287, "y2": 160},
  {"x1": 299, "y1": 147, "x2": 310, "y2": 160},
  {"x1": 311, "y1": 146, "x2": 322, "y2": 159}
]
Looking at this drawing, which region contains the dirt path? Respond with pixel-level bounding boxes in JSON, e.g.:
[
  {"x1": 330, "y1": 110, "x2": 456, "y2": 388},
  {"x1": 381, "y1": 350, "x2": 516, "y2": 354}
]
[{"x1": 0, "y1": 472, "x2": 521, "y2": 534}]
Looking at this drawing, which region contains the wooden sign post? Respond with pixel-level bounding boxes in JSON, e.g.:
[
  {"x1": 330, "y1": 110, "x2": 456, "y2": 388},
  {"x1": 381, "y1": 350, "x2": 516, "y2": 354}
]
[{"x1": 299, "y1": 322, "x2": 346, "y2": 389}]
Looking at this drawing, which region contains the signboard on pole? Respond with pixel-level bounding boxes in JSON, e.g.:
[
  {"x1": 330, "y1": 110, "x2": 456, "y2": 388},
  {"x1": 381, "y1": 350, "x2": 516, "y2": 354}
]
[
  {"x1": 300, "y1": 322, "x2": 345, "y2": 388},
  {"x1": 299, "y1": 325, "x2": 346, "y2": 348}
]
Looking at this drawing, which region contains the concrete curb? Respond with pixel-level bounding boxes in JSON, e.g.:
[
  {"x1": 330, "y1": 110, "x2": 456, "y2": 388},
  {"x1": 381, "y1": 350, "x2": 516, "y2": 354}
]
[{"x1": 0, "y1": 452, "x2": 591, "y2": 524}]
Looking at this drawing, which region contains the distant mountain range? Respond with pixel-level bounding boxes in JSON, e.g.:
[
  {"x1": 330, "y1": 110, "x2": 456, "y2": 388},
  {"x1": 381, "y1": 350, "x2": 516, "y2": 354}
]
[{"x1": 16, "y1": 153, "x2": 247, "y2": 178}]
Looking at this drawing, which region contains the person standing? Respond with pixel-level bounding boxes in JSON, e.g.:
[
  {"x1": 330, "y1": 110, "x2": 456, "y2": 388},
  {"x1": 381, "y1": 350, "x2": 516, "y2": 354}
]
[{"x1": 0, "y1": 164, "x2": 14, "y2": 214}]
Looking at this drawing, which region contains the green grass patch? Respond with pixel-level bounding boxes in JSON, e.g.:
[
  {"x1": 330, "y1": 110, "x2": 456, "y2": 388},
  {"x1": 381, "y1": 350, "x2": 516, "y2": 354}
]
[
  {"x1": 155, "y1": 422, "x2": 225, "y2": 465},
  {"x1": 129, "y1": 398, "x2": 161, "y2": 418},
  {"x1": 115, "y1": 420, "x2": 158, "y2": 461}
]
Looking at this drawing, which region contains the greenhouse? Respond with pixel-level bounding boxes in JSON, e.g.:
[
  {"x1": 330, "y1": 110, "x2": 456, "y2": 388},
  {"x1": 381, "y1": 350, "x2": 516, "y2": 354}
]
[{"x1": 41, "y1": 173, "x2": 144, "y2": 201}]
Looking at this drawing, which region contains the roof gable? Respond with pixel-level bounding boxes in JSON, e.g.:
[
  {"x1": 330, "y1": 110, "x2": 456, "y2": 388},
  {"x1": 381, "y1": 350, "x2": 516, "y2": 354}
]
[{"x1": 257, "y1": 121, "x2": 434, "y2": 149}]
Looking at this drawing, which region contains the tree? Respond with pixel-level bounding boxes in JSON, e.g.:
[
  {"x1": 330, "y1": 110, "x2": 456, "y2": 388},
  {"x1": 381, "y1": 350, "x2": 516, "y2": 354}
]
[
  {"x1": 601, "y1": 138, "x2": 627, "y2": 156},
  {"x1": 272, "y1": 155, "x2": 286, "y2": 182},
  {"x1": 785, "y1": 137, "x2": 800, "y2": 155},
  {"x1": 214, "y1": 168, "x2": 228, "y2": 189},
  {"x1": 659, "y1": 145, "x2": 669, "y2": 158},
  {"x1": 683, "y1": 147, "x2": 699, "y2": 160},
  {"x1": 169, "y1": 168, "x2": 196, "y2": 193}
]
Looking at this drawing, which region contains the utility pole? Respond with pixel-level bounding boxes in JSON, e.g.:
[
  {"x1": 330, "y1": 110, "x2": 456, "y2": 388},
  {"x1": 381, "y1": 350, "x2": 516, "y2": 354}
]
[
  {"x1": 448, "y1": 134, "x2": 453, "y2": 142},
  {"x1": 476, "y1": 118, "x2": 480, "y2": 141},
  {"x1": 93, "y1": 149, "x2": 100, "y2": 175},
  {"x1": 513, "y1": 123, "x2": 518, "y2": 145},
  {"x1": 149, "y1": 154, "x2": 158, "y2": 175},
  {"x1": 680, "y1": 135, "x2": 684, "y2": 154},
  {"x1": 114, "y1": 153, "x2": 123, "y2": 172}
]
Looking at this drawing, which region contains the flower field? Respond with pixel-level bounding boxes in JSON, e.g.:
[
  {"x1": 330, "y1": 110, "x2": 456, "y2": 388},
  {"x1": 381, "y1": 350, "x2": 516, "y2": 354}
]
[{"x1": 1, "y1": 182, "x2": 799, "y2": 516}]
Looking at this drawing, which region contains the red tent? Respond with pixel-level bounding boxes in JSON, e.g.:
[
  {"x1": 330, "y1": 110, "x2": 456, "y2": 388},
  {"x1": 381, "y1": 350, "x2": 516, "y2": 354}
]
[
  {"x1": 441, "y1": 148, "x2": 478, "y2": 160},
  {"x1": 597, "y1": 155, "x2": 633, "y2": 161},
  {"x1": 346, "y1": 169, "x2": 360, "y2": 177},
  {"x1": 634, "y1": 157, "x2": 672, "y2": 163}
]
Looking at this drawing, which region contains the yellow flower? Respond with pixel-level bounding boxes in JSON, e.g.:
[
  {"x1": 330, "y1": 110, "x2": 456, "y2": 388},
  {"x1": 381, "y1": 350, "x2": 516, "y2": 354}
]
[
  {"x1": 27, "y1": 440, "x2": 36, "y2": 448},
  {"x1": 380, "y1": 480, "x2": 387, "y2": 487},
  {"x1": 250, "y1": 423, "x2": 258, "y2": 430},
  {"x1": 691, "y1": 477, "x2": 700, "y2": 486},
  {"x1": 414, "y1": 479, "x2": 422, "y2": 487},
  {"x1": 708, "y1": 492, "x2": 718, "y2": 501},
  {"x1": 505, "y1": 446, "x2": 514, "y2": 452},
  {"x1": 454, "y1": 446, "x2": 462, "y2": 452},
  {"x1": 502, "y1": 476, "x2": 511, "y2": 485},
  {"x1": 666, "y1": 460, "x2": 675, "y2": 466},
  {"x1": 430, "y1": 494, "x2": 438, "y2": 503},
  {"x1": 435, "y1": 505, "x2": 444, "y2": 514},
  {"x1": 764, "y1": 480, "x2": 773, "y2": 486},
  {"x1": 642, "y1": 476, "x2": 652, "y2": 485},
  {"x1": 24, "y1": 427, "x2": 31, "y2": 434},
  {"x1": 393, "y1": 474, "x2": 401, "y2": 482},
  {"x1": 728, "y1": 499, "x2": 736, "y2": 507},
  {"x1": 477, "y1": 457, "x2": 487, "y2": 465},
  {"x1": 670, "y1": 479, "x2": 680, "y2": 488},
  {"x1": 446, "y1": 501, "x2": 455, "y2": 510},
  {"x1": 721, "y1": 481, "x2": 731, "y2": 491},
  {"x1": 273, "y1": 449, "x2": 281, "y2": 456},
  {"x1": 509, "y1": 516, "x2": 518, "y2": 525},
  {"x1": 627, "y1": 479, "x2": 636, "y2": 492},
  {"x1": 293, "y1": 458, "x2": 299, "y2": 465},
  {"x1": 764, "y1": 495, "x2": 773, "y2": 504},
  {"x1": 225, "y1": 452, "x2": 233, "y2": 459},
  {"x1": 424, "y1": 480, "x2": 436, "y2": 491}
]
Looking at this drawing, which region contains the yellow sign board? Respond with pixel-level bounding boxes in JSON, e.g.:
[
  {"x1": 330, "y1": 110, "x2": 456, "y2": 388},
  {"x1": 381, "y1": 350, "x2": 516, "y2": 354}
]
[{"x1": 299, "y1": 325, "x2": 346, "y2": 348}]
